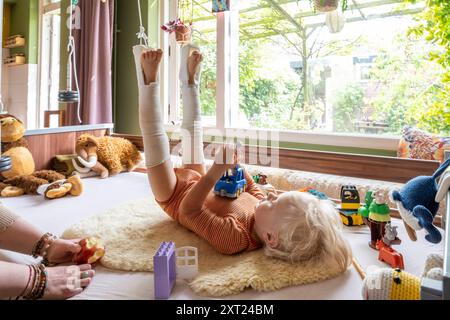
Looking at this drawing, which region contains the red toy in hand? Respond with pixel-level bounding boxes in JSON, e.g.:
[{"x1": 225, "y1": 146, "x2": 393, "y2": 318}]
[{"x1": 74, "y1": 237, "x2": 105, "y2": 265}]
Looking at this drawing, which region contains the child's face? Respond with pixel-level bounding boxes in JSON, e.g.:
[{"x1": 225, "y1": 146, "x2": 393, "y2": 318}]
[{"x1": 254, "y1": 192, "x2": 306, "y2": 248}]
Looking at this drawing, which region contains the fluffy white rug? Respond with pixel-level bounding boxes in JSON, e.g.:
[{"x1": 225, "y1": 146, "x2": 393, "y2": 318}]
[{"x1": 63, "y1": 198, "x2": 348, "y2": 297}]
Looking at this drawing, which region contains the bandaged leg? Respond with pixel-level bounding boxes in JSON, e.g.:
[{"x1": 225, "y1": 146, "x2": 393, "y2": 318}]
[
  {"x1": 133, "y1": 46, "x2": 170, "y2": 168},
  {"x1": 181, "y1": 85, "x2": 204, "y2": 165},
  {"x1": 180, "y1": 44, "x2": 202, "y2": 86}
]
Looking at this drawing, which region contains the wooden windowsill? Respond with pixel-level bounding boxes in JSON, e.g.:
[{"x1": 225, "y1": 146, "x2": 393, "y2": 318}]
[{"x1": 115, "y1": 133, "x2": 440, "y2": 184}]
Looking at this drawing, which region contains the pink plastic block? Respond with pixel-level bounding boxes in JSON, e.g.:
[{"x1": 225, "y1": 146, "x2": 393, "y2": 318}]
[{"x1": 153, "y1": 242, "x2": 176, "y2": 299}]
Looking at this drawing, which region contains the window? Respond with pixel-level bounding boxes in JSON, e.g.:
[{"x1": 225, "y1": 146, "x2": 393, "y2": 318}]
[
  {"x1": 39, "y1": 0, "x2": 61, "y2": 128},
  {"x1": 161, "y1": 0, "x2": 444, "y2": 150}
]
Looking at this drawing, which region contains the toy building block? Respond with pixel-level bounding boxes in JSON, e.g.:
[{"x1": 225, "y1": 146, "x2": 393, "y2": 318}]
[
  {"x1": 340, "y1": 185, "x2": 361, "y2": 210},
  {"x1": 338, "y1": 185, "x2": 365, "y2": 226},
  {"x1": 376, "y1": 240, "x2": 405, "y2": 270},
  {"x1": 365, "y1": 191, "x2": 391, "y2": 249},
  {"x1": 153, "y1": 242, "x2": 177, "y2": 299},
  {"x1": 176, "y1": 246, "x2": 199, "y2": 281},
  {"x1": 253, "y1": 174, "x2": 268, "y2": 185},
  {"x1": 358, "y1": 190, "x2": 374, "y2": 219}
]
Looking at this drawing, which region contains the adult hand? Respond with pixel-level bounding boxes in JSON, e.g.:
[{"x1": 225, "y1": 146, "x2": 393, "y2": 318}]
[
  {"x1": 46, "y1": 239, "x2": 81, "y2": 265},
  {"x1": 44, "y1": 264, "x2": 95, "y2": 300}
]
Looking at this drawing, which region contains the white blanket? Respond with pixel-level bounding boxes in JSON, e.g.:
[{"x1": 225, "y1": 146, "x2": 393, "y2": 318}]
[{"x1": 1, "y1": 172, "x2": 444, "y2": 300}]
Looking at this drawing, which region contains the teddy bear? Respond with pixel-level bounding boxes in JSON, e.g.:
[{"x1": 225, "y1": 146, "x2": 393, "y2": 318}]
[
  {"x1": 0, "y1": 114, "x2": 35, "y2": 179},
  {"x1": 72, "y1": 134, "x2": 142, "y2": 179},
  {"x1": 0, "y1": 114, "x2": 83, "y2": 199}
]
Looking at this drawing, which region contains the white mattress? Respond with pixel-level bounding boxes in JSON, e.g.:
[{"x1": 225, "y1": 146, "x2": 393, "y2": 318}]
[{"x1": 1, "y1": 172, "x2": 444, "y2": 300}]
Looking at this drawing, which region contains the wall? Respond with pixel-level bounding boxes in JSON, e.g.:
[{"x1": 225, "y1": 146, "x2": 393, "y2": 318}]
[
  {"x1": 114, "y1": 0, "x2": 156, "y2": 135},
  {"x1": 8, "y1": 0, "x2": 39, "y2": 64},
  {"x1": 2, "y1": 0, "x2": 39, "y2": 128}
]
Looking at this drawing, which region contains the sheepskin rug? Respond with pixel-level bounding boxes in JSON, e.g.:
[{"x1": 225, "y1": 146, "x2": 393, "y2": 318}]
[{"x1": 63, "y1": 198, "x2": 347, "y2": 297}]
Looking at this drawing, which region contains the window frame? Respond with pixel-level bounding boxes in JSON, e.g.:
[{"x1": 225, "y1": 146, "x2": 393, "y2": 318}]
[
  {"x1": 37, "y1": 0, "x2": 61, "y2": 128},
  {"x1": 159, "y1": 0, "x2": 400, "y2": 152}
]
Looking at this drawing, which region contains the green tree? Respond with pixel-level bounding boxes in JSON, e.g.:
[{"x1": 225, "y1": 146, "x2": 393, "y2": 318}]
[
  {"x1": 405, "y1": 0, "x2": 450, "y2": 134},
  {"x1": 369, "y1": 33, "x2": 444, "y2": 134},
  {"x1": 334, "y1": 84, "x2": 364, "y2": 133}
]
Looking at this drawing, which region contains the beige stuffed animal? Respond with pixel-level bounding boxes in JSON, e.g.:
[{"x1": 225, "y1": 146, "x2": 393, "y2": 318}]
[{"x1": 73, "y1": 134, "x2": 142, "y2": 178}]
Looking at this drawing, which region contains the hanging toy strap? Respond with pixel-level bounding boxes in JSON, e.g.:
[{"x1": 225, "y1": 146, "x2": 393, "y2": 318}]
[{"x1": 136, "y1": 0, "x2": 149, "y2": 47}]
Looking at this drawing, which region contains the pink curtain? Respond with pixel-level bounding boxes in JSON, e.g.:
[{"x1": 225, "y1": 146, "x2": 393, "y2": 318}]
[{"x1": 66, "y1": 0, "x2": 114, "y2": 125}]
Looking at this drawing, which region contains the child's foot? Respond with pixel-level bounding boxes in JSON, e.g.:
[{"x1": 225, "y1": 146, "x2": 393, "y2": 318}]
[
  {"x1": 141, "y1": 49, "x2": 163, "y2": 85},
  {"x1": 188, "y1": 51, "x2": 203, "y2": 85}
]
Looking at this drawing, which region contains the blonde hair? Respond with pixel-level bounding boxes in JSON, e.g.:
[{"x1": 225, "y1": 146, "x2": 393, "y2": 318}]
[{"x1": 264, "y1": 191, "x2": 352, "y2": 272}]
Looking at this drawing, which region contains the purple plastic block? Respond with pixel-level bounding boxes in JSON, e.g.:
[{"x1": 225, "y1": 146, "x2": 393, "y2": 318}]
[{"x1": 153, "y1": 242, "x2": 176, "y2": 299}]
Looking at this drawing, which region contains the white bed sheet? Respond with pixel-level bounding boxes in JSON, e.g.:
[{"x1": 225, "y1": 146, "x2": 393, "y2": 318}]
[{"x1": 1, "y1": 172, "x2": 444, "y2": 300}]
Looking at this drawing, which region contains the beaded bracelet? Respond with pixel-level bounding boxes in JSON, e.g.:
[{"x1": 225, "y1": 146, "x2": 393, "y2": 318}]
[
  {"x1": 23, "y1": 265, "x2": 39, "y2": 300},
  {"x1": 23, "y1": 264, "x2": 47, "y2": 300},
  {"x1": 17, "y1": 265, "x2": 33, "y2": 299},
  {"x1": 41, "y1": 235, "x2": 58, "y2": 266},
  {"x1": 32, "y1": 233, "x2": 57, "y2": 259},
  {"x1": 33, "y1": 265, "x2": 47, "y2": 300}
]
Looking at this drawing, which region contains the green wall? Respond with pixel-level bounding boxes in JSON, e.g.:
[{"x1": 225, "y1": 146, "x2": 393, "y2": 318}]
[
  {"x1": 113, "y1": 0, "x2": 396, "y2": 156},
  {"x1": 114, "y1": 0, "x2": 159, "y2": 135},
  {"x1": 59, "y1": 0, "x2": 69, "y2": 93},
  {"x1": 8, "y1": 0, "x2": 39, "y2": 64}
]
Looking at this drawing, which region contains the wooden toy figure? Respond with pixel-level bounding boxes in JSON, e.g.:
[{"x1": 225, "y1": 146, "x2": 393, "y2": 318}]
[{"x1": 364, "y1": 190, "x2": 391, "y2": 249}]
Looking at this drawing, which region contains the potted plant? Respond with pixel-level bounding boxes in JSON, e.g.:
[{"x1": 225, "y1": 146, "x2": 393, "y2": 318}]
[
  {"x1": 161, "y1": 18, "x2": 192, "y2": 44},
  {"x1": 312, "y1": 0, "x2": 348, "y2": 12}
]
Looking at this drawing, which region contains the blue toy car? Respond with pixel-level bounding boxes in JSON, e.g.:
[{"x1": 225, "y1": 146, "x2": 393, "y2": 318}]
[{"x1": 214, "y1": 166, "x2": 247, "y2": 199}]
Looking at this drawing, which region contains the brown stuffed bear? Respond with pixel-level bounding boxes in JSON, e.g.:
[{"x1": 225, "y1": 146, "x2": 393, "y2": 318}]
[
  {"x1": 0, "y1": 114, "x2": 83, "y2": 199},
  {"x1": 1, "y1": 115, "x2": 35, "y2": 179},
  {"x1": 73, "y1": 134, "x2": 142, "y2": 178}
]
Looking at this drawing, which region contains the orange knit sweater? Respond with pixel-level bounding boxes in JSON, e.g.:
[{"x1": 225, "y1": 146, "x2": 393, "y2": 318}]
[{"x1": 158, "y1": 168, "x2": 265, "y2": 254}]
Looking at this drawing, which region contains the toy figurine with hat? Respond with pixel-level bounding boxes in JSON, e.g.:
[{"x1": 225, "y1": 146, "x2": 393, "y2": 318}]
[
  {"x1": 390, "y1": 157, "x2": 450, "y2": 244},
  {"x1": 360, "y1": 190, "x2": 391, "y2": 249}
]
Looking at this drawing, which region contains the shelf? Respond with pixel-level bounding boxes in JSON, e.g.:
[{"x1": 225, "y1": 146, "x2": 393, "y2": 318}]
[
  {"x1": 4, "y1": 62, "x2": 26, "y2": 67},
  {"x1": 3, "y1": 43, "x2": 25, "y2": 49},
  {"x1": 3, "y1": 55, "x2": 26, "y2": 66},
  {"x1": 3, "y1": 35, "x2": 26, "y2": 49}
]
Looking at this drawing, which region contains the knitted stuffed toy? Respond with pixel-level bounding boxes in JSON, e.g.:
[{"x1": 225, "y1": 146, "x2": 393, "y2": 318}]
[
  {"x1": 362, "y1": 253, "x2": 443, "y2": 300},
  {"x1": 390, "y1": 158, "x2": 450, "y2": 244}
]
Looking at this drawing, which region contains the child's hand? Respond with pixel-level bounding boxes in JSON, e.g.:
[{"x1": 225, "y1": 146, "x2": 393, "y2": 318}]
[{"x1": 214, "y1": 143, "x2": 242, "y2": 171}]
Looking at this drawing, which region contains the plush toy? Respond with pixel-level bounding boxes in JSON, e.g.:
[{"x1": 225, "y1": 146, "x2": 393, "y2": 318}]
[
  {"x1": 390, "y1": 157, "x2": 450, "y2": 244},
  {"x1": 362, "y1": 253, "x2": 443, "y2": 300},
  {"x1": 36, "y1": 174, "x2": 83, "y2": 200},
  {"x1": 72, "y1": 134, "x2": 142, "y2": 179},
  {"x1": 0, "y1": 115, "x2": 35, "y2": 179},
  {"x1": 0, "y1": 114, "x2": 84, "y2": 199}
]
